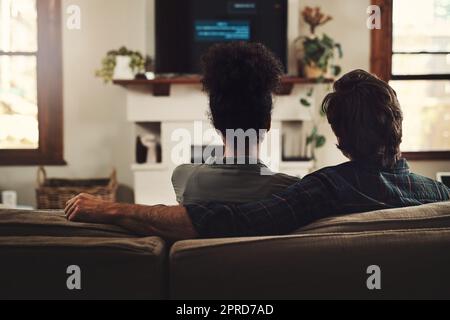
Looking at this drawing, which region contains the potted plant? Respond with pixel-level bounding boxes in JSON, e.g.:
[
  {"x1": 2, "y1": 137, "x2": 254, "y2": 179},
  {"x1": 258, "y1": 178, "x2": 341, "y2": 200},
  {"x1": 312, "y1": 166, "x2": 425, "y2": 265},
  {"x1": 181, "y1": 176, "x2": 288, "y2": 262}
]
[
  {"x1": 95, "y1": 46, "x2": 147, "y2": 83},
  {"x1": 295, "y1": 7, "x2": 343, "y2": 79}
]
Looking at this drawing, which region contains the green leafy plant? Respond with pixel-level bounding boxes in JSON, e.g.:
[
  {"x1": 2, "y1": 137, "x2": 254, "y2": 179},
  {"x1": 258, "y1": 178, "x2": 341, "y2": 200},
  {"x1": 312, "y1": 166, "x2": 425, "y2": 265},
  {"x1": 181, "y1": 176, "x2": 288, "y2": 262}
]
[
  {"x1": 295, "y1": 7, "x2": 343, "y2": 162},
  {"x1": 302, "y1": 34, "x2": 343, "y2": 76},
  {"x1": 95, "y1": 46, "x2": 147, "y2": 83},
  {"x1": 300, "y1": 87, "x2": 327, "y2": 161},
  {"x1": 295, "y1": 6, "x2": 343, "y2": 78}
]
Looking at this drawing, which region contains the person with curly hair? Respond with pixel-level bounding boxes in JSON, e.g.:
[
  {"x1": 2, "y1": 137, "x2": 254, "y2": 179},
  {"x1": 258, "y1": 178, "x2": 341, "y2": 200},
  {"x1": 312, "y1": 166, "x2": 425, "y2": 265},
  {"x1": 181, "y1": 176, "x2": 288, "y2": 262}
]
[{"x1": 171, "y1": 42, "x2": 299, "y2": 205}]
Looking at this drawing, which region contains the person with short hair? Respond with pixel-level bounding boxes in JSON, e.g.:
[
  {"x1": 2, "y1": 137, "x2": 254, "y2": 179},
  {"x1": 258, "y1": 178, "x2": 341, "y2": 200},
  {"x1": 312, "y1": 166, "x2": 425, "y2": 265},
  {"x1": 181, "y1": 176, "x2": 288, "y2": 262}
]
[{"x1": 323, "y1": 69, "x2": 403, "y2": 168}]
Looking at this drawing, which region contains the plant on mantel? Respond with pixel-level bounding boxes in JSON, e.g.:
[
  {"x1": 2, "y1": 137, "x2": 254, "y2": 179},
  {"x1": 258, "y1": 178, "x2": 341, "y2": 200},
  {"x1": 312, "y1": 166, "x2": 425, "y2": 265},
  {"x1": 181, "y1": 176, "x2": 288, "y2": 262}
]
[
  {"x1": 295, "y1": 6, "x2": 343, "y2": 79},
  {"x1": 95, "y1": 46, "x2": 150, "y2": 83},
  {"x1": 295, "y1": 6, "x2": 342, "y2": 164}
]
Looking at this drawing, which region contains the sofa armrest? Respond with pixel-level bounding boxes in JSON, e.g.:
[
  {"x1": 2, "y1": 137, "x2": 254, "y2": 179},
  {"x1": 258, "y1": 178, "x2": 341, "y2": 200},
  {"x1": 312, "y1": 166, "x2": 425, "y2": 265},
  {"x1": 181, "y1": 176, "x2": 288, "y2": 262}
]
[{"x1": 0, "y1": 236, "x2": 168, "y2": 300}]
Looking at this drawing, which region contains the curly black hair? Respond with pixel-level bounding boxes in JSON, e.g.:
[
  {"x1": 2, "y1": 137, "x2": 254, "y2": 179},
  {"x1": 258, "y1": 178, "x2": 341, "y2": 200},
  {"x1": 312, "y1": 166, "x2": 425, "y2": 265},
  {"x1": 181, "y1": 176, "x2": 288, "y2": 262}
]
[{"x1": 201, "y1": 42, "x2": 283, "y2": 138}]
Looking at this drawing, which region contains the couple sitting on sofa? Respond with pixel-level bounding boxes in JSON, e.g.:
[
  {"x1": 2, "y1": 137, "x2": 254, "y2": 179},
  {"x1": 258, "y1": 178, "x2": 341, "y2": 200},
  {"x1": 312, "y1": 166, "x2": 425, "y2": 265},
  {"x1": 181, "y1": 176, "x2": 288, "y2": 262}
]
[{"x1": 64, "y1": 42, "x2": 450, "y2": 240}]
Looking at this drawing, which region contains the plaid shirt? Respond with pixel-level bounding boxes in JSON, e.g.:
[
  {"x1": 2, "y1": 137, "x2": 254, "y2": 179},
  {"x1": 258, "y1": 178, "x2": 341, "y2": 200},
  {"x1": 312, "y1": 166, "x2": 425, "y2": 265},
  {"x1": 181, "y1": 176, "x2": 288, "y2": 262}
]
[{"x1": 185, "y1": 159, "x2": 450, "y2": 238}]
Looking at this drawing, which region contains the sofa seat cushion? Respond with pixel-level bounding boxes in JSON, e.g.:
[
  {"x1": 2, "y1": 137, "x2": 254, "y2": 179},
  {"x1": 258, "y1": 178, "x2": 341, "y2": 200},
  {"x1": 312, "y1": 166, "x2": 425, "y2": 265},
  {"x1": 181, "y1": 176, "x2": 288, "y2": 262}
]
[
  {"x1": 295, "y1": 201, "x2": 450, "y2": 234},
  {"x1": 0, "y1": 236, "x2": 167, "y2": 299},
  {"x1": 0, "y1": 209, "x2": 133, "y2": 237}
]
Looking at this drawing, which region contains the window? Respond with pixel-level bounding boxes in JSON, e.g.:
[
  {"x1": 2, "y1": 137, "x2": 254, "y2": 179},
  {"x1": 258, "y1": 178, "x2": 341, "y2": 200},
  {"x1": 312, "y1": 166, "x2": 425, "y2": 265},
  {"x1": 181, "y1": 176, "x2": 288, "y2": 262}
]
[
  {"x1": 0, "y1": 0, "x2": 64, "y2": 165},
  {"x1": 371, "y1": 0, "x2": 450, "y2": 160}
]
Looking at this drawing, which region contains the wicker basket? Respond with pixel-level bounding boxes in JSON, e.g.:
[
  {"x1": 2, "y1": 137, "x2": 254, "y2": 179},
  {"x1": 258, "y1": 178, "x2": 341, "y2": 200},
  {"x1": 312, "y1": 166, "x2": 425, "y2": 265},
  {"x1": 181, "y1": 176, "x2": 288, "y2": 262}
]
[{"x1": 36, "y1": 167, "x2": 118, "y2": 209}]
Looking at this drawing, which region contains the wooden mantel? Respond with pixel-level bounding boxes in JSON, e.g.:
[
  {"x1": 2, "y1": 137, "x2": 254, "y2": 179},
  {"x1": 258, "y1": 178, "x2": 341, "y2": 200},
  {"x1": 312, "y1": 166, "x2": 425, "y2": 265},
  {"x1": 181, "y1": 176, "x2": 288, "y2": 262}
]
[{"x1": 113, "y1": 75, "x2": 333, "y2": 97}]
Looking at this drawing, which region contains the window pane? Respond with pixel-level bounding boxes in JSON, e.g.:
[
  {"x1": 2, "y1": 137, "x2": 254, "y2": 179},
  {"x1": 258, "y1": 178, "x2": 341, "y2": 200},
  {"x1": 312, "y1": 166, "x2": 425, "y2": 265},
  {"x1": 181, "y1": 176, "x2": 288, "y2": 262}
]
[
  {"x1": 393, "y1": 0, "x2": 450, "y2": 53},
  {"x1": 390, "y1": 80, "x2": 450, "y2": 152},
  {"x1": 0, "y1": 55, "x2": 38, "y2": 149},
  {"x1": 0, "y1": 0, "x2": 37, "y2": 52},
  {"x1": 392, "y1": 53, "x2": 450, "y2": 75}
]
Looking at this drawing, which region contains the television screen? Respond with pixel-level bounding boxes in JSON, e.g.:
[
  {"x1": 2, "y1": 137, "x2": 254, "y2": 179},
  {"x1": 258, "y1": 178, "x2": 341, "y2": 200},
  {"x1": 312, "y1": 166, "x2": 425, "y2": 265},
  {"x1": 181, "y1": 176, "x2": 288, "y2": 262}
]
[
  {"x1": 194, "y1": 20, "x2": 251, "y2": 42},
  {"x1": 155, "y1": 0, "x2": 287, "y2": 74}
]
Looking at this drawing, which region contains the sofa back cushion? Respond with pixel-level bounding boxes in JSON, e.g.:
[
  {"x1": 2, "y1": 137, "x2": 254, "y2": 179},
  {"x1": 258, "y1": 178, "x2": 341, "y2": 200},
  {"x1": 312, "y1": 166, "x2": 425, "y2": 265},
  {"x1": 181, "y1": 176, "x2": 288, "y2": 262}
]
[
  {"x1": 171, "y1": 228, "x2": 450, "y2": 299},
  {"x1": 171, "y1": 202, "x2": 450, "y2": 299},
  {"x1": 294, "y1": 201, "x2": 450, "y2": 234}
]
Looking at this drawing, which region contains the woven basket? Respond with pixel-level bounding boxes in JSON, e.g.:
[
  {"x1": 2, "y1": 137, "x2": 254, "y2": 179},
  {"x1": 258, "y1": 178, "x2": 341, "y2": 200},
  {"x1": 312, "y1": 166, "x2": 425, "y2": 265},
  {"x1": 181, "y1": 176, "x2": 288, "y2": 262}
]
[{"x1": 36, "y1": 167, "x2": 118, "y2": 209}]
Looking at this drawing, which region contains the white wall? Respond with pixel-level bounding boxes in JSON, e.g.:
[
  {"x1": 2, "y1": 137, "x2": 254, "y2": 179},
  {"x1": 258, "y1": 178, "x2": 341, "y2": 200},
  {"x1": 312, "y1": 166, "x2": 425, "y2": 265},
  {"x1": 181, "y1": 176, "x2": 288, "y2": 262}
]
[{"x1": 0, "y1": 0, "x2": 448, "y2": 206}]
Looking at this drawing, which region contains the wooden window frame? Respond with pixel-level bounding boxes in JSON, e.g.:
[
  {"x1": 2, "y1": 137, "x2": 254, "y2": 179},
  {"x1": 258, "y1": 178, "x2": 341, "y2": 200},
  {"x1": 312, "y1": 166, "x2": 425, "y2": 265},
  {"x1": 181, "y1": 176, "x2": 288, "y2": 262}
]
[
  {"x1": 370, "y1": 0, "x2": 450, "y2": 161},
  {"x1": 0, "y1": 0, "x2": 65, "y2": 166}
]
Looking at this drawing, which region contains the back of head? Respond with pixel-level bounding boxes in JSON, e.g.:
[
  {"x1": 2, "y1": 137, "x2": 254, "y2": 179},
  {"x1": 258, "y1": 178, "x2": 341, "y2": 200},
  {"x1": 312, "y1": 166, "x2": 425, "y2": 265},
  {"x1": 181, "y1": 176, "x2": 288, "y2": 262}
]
[
  {"x1": 322, "y1": 69, "x2": 403, "y2": 168},
  {"x1": 201, "y1": 42, "x2": 283, "y2": 137}
]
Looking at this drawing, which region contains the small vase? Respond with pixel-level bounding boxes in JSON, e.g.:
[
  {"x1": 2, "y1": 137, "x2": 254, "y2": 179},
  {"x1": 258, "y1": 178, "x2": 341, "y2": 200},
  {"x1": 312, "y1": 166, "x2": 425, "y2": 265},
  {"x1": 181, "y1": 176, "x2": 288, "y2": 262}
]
[
  {"x1": 304, "y1": 63, "x2": 325, "y2": 79},
  {"x1": 113, "y1": 56, "x2": 134, "y2": 80}
]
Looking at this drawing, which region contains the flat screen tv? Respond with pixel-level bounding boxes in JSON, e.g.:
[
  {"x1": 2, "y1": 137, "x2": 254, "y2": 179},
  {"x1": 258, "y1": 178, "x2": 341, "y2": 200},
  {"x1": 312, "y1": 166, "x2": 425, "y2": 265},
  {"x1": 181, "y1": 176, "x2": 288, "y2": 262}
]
[{"x1": 155, "y1": 0, "x2": 288, "y2": 74}]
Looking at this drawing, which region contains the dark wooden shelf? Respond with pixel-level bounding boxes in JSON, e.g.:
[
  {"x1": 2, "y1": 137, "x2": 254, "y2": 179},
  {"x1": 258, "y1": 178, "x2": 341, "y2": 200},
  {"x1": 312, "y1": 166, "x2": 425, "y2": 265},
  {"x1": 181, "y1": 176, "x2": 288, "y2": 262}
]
[{"x1": 113, "y1": 76, "x2": 333, "y2": 97}]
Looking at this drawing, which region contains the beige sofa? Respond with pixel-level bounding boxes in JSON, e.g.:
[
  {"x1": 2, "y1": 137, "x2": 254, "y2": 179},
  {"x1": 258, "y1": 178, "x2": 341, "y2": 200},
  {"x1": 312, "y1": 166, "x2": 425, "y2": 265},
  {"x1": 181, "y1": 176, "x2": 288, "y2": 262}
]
[{"x1": 1, "y1": 202, "x2": 450, "y2": 299}]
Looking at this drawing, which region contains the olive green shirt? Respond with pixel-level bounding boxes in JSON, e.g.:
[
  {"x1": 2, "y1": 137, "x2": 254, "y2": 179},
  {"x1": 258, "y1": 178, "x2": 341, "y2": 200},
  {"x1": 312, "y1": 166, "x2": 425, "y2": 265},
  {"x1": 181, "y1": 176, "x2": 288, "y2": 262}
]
[{"x1": 171, "y1": 158, "x2": 299, "y2": 205}]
